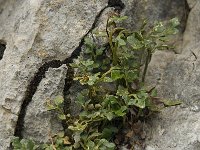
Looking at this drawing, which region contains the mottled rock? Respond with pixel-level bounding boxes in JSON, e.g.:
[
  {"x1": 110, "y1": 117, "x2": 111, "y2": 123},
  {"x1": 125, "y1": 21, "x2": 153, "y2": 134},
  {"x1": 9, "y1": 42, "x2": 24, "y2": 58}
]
[
  {"x1": 183, "y1": 1, "x2": 200, "y2": 50},
  {"x1": 146, "y1": 50, "x2": 176, "y2": 87},
  {"x1": 121, "y1": 0, "x2": 189, "y2": 54},
  {"x1": 144, "y1": 0, "x2": 200, "y2": 149},
  {"x1": 0, "y1": 0, "x2": 199, "y2": 149},
  {"x1": 145, "y1": 106, "x2": 200, "y2": 150},
  {"x1": 22, "y1": 65, "x2": 67, "y2": 143},
  {"x1": 122, "y1": 0, "x2": 188, "y2": 33},
  {"x1": 0, "y1": 0, "x2": 107, "y2": 149},
  {"x1": 187, "y1": 0, "x2": 197, "y2": 9}
]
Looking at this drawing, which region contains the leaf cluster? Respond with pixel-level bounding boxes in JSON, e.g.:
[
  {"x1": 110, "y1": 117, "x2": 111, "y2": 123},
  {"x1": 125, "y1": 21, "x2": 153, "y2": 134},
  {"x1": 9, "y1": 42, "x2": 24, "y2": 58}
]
[{"x1": 12, "y1": 15, "x2": 181, "y2": 150}]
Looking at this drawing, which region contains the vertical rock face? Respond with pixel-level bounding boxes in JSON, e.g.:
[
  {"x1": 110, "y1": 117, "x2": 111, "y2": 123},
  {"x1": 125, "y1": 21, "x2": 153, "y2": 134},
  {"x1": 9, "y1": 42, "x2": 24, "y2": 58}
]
[
  {"x1": 183, "y1": 1, "x2": 200, "y2": 50},
  {"x1": 145, "y1": 1, "x2": 200, "y2": 150},
  {"x1": 22, "y1": 65, "x2": 68, "y2": 143},
  {"x1": 122, "y1": 0, "x2": 188, "y2": 32},
  {"x1": 0, "y1": 0, "x2": 199, "y2": 149},
  {"x1": 0, "y1": 0, "x2": 108, "y2": 149},
  {"x1": 187, "y1": 0, "x2": 197, "y2": 9},
  {"x1": 121, "y1": 1, "x2": 200, "y2": 150}
]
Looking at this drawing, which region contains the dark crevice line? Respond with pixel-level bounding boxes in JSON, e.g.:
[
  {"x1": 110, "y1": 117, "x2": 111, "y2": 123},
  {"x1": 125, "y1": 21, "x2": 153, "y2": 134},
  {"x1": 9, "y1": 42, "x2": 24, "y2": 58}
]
[
  {"x1": 14, "y1": 0, "x2": 125, "y2": 140},
  {"x1": 62, "y1": 0, "x2": 125, "y2": 130},
  {"x1": 0, "y1": 40, "x2": 6, "y2": 60},
  {"x1": 108, "y1": 0, "x2": 125, "y2": 10},
  {"x1": 14, "y1": 60, "x2": 63, "y2": 138}
]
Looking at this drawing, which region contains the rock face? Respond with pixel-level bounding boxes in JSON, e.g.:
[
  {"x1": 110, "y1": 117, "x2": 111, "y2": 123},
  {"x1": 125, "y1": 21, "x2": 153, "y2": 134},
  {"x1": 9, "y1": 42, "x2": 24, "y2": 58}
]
[
  {"x1": 0, "y1": 0, "x2": 108, "y2": 149},
  {"x1": 120, "y1": 1, "x2": 200, "y2": 150},
  {"x1": 145, "y1": 1, "x2": 200, "y2": 150},
  {"x1": 22, "y1": 65, "x2": 68, "y2": 143},
  {"x1": 145, "y1": 106, "x2": 200, "y2": 150},
  {"x1": 122, "y1": 0, "x2": 188, "y2": 32},
  {"x1": 183, "y1": 1, "x2": 200, "y2": 50},
  {"x1": 0, "y1": 0, "x2": 199, "y2": 150},
  {"x1": 187, "y1": 0, "x2": 197, "y2": 9}
]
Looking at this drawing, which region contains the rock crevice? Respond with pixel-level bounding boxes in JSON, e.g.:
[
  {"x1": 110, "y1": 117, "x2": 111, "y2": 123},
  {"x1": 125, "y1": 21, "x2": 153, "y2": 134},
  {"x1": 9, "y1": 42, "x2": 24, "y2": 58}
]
[{"x1": 14, "y1": 0, "x2": 125, "y2": 144}]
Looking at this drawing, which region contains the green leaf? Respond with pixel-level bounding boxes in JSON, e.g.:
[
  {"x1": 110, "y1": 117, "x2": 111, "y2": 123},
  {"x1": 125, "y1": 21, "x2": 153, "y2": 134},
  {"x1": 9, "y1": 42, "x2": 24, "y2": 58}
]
[
  {"x1": 58, "y1": 114, "x2": 66, "y2": 120},
  {"x1": 135, "y1": 32, "x2": 143, "y2": 41},
  {"x1": 88, "y1": 132, "x2": 101, "y2": 140},
  {"x1": 87, "y1": 73, "x2": 100, "y2": 85},
  {"x1": 19, "y1": 139, "x2": 38, "y2": 150},
  {"x1": 12, "y1": 137, "x2": 22, "y2": 149},
  {"x1": 116, "y1": 86, "x2": 130, "y2": 104},
  {"x1": 86, "y1": 140, "x2": 95, "y2": 149},
  {"x1": 109, "y1": 16, "x2": 128, "y2": 23},
  {"x1": 116, "y1": 86, "x2": 128, "y2": 96},
  {"x1": 46, "y1": 104, "x2": 56, "y2": 111},
  {"x1": 105, "y1": 112, "x2": 114, "y2": 121},
  {"x1": 102, "y1": 77, "x2": 113, "y2": 83},
  {"x1": 103, "y1": 141, "x2": 115, "y2": 148},
  {"x1": 113, "y1": 106, "x2": 127, "y2": 117},
  {"x1": 56, "y1": 138, "x2": 63, "y2": 145},
  {"x1": 98, "y1": 139, "x2": 115, "y2": 150},
  {"x1": 84, "y1": 37, "x2": 94, "y2": 48},
  {"x1": 169, "y1": 18, "x2": 180, "y2": 27},
  {"x1": 116, "y1": 36, "x2": 126, "y2": 46},
  {"x1": 104, "y1": 95, "x2": 118, "y2": 106},
  {"x1": 54, "y1": 96, "x2": 64, "y2": 106},
  {"x1": 96, "y1": 47, "x2": 104, "y2": 56},
  {"x1": 129, "y1": 90, "x2": 148, "y2": 108},
  {"x1": 127, "y1": 34, "x2": 143, "y2": 49},
  {"x1": 125, "y1": 70, "x2": 138, "y2": 82},
  {"x1": 161, "y1": 99, "x2": 182, "y2": 106},
  {"x1": 154, "y1": 22, "x2": 165, "y2": 33},
  {"x1": 111, "y1": 69, "x2": 124, "y2": 80},
  {"x1": 150, "y1": 88, "x2": 157, "y2": 97},
  {"x1": 128, "y1": 90, "x2": 148, "y2": 108},
  {"x1": 57, "y1": 131, "x2": 65, "y2": 138},
  {"x1": 128, "y1": 98, "x2": 146, "y2": 108},
  {"x1": 93, "y1": 63, "x2": 100, "y2": 68},
  {"x1": 68, "y1": 121, "x2": 87, "y2": 131},
  {"x1": 76, "y1": 93, "x2": 86, "y2": 107},
  {"x1": 102, "y1": 127, "x2": 118, "y2": 139},
  {"x1": 81, "y1": 60, "x2": 94, "y2": 67}
]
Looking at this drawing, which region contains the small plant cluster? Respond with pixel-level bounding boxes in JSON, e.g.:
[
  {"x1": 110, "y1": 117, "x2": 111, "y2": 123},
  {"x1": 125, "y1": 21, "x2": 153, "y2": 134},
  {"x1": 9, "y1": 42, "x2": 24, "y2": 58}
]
[{"x1": 12, "y1": 14, "x2": 181, "y2": 150}]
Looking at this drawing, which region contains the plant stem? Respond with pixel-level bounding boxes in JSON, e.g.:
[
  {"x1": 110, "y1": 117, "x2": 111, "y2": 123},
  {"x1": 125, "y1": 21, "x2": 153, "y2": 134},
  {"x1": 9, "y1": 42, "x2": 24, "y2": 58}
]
[{"x1": 142, "y1": 49, "x2": 151, "y2": 82}]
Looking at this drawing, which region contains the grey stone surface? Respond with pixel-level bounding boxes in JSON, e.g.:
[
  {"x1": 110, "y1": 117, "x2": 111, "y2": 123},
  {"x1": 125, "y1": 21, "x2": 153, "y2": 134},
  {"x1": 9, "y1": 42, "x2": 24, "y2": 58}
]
[
  {"x1": 22, "y1": 65, "x2": 67, "y2": 143},
  {"x1": 122, "y1": 0, "x2": 189, "y2": 54},
  {"x1": 145, "y1": 106, "x2": 200, "y2": 150},
  {"x1": 122, "y1": 0, "x2": 188, "y2": 33},
  {"x1": 183, "y1": 1, "x2": 200, "y2": 51},
  {"x1": 0, "y1": 0, "x2": 200, "y2": 149},
  {"x1": 144, "y1": 0, "x2": 200, "y2": 149},
  {"x1": 187, "y1": 0, "x2": 197, "y2": 9},
  {"x1": 0, "y1": 0, "x2": 107, "y2": 149}
]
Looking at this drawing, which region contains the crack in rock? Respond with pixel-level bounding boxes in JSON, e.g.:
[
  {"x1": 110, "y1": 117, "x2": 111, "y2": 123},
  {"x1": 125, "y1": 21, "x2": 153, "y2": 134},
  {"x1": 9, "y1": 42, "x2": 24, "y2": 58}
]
[{"x1": 14, "y1": 0, "x2": 125, "y2": 140}]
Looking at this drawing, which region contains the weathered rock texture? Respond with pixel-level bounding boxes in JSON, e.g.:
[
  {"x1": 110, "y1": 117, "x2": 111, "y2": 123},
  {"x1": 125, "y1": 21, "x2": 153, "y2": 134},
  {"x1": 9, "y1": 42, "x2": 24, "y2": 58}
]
[
  {"x1": 0, "y1": 0, "x2": 108, "y2": 149},
  {"x1": 0, "y1": 0, "x2": 200, "y2": 150},
  {"x1": 145, "y1": 1, "x2": 200, "y2": 150},
  {"x1": 22, "y1": 65, "x2": 68, "y2": 143},
  {"x1": 122, "y1": 0, "x2": 188, "y2": 33},
  {"x1": 183, "y1": 1, "x2": 200, "y2": 50}
]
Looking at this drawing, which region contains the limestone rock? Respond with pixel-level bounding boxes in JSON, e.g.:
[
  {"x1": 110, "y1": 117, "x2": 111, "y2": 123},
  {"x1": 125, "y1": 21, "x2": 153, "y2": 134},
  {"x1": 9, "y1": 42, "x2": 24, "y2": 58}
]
[
  {"x1": 0, "y1": 0, "x2": 108, "y2": 149},
  {"x1": 0, "y1": 0, "x2": 200, "y2": 149},
  {"x1": 22, "y1": 65, "x2": 67, "y2": 143},
  {"x1": 122, "y1": 0, "x2": 188, "y2": 33},
  {"x1": 183, "y1": 1, "x2": 200, "y2": 50},
  {"x1": 145, "y1": 106, "x2": 200, "y2": 150},
  {"x1": 144, "y1": 0, "x2": 200, "y2": 149},
  {"x1": 187, "y1": 0, "x2": 197, "y2": 9}
]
